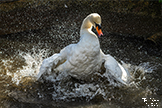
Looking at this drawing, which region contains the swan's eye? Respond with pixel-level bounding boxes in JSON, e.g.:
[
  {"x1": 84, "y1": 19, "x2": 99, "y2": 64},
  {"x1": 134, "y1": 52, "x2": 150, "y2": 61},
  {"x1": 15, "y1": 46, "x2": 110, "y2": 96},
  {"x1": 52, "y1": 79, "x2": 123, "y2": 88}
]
[{"x1": 95, "y1": 23, "x2": 101, "y2": 29}]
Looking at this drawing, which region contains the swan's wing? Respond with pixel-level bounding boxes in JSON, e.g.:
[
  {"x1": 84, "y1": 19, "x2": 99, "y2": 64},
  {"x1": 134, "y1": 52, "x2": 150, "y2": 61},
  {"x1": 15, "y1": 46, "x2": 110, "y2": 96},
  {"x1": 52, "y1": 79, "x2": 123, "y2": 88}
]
[
  {"x1": 37, "y1": 53, "x2": 60, "y2": 80},
  {"x1": 117, "y1": 62, "x2": 130, "y2": 83},
  {"x1": 37, "y1": 44, "x2": 76, "y2": 80},
  {"x1": 103, "y1": 54, "x2": 130, "y2": 85}
]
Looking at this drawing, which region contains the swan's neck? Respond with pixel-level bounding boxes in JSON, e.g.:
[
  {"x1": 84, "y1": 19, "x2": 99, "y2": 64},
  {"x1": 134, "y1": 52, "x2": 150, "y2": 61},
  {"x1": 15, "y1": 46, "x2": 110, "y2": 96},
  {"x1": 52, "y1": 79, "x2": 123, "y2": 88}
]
[
  {"x1": 80, "y1": 28, "x2": 96, "y2": 39},
  {"x1": 80, "y1": 18, "x2": 92, "y2": 30},
  {"x1": 80, "y1": 17, "x2": 97, "y2": 39},
  {"x1": 79, "y1": 15, "x2": 100, "y2": 49},
  {"x1": 79, "y1": 28, "x2": 100, "y2": 48}
]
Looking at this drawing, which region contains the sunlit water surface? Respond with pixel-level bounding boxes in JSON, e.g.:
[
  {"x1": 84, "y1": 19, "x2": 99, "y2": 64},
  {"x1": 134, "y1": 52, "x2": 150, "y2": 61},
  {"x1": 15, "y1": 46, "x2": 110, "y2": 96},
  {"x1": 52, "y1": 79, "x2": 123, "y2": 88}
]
[{"x1": 0, "y1": 28, "x2": 162, "y2": 108}]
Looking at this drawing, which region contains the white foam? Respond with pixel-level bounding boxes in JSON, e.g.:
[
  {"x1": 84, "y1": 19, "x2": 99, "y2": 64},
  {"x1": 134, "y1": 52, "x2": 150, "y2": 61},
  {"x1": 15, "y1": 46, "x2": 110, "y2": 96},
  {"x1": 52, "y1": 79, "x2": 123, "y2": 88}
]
[
  {"x1": 3, "y1": 48, "x2": 49, "y2": 85},
  {"x1": 1, "y1": 48, "x2": 158, "y2": 101},
  {"x1": 124, "y1": 62, "x2": 157, "y2": 88}
]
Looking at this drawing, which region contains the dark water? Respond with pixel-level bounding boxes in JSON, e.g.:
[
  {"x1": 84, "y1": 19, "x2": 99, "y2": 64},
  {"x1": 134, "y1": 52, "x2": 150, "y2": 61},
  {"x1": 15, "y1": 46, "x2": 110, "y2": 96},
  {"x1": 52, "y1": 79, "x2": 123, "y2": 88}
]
[
  {"x1": 0, "y1": 25, "x2": 162, "y2": 108},
  {"x1": 0, "y1": 3, "x2": 162, "y2": 107}
]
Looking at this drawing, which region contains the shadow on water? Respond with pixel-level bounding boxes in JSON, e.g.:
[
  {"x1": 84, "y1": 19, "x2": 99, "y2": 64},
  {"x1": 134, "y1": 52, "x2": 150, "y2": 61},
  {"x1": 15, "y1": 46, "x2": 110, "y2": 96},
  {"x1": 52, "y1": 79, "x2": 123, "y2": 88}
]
[{"x1": 0, "y1": 1, "x2": 162, "y2": 108}]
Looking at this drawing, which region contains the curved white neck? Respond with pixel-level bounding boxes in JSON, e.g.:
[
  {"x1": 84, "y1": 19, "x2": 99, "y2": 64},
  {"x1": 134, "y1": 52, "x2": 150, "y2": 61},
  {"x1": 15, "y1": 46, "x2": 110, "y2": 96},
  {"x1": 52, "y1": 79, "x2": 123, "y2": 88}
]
[{"x1": 80, "y1": 16, "x2": 97, "y2": 38}]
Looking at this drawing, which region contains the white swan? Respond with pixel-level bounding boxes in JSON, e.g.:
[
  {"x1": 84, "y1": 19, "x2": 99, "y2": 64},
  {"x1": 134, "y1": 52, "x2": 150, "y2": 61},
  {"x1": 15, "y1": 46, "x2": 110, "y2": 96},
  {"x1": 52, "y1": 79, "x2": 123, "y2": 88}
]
[{"x1": 37, "y1": 13, "x2": 130, "y2": 85}]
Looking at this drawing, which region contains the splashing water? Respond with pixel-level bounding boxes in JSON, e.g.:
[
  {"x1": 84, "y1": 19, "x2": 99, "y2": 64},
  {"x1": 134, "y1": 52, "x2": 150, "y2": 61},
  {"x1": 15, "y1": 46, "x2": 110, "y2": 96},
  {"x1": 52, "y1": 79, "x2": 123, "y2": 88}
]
[
  {"x1": 36, "y1": 60, "x2": 158, "y2": 102},
  {"x1": 0, "y1": 47, "x2": 160, "y2": 107},
  {"x1": 125, "y1": 62, "x2": 158, "y2": 88},
  {"x1": 1, "y1": 48, "x2": 49, "y2": 85}
]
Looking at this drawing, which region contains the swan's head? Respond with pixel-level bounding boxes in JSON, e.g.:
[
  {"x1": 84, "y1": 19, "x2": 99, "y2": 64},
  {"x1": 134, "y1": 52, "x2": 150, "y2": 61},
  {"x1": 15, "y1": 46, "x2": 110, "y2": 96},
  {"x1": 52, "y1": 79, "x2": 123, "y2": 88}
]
[
  {"x1": 81, "y1": 13, "x2": 103, "y2": 37},
  {"x1": 90, "y1": 13, "x2": 103, "y2": 37}
]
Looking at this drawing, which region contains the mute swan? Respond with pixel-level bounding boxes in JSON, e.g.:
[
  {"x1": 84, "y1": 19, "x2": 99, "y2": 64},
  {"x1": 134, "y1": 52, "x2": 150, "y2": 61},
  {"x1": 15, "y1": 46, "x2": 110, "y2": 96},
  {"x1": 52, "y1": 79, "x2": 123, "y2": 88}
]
[{"x1": 37, "y1": 13, "x2": 130, "y2": 85}]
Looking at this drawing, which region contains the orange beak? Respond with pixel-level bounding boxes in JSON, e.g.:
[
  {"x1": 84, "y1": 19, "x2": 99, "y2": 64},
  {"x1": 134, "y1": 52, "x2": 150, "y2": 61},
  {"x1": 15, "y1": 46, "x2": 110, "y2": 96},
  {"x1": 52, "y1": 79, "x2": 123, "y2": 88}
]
[{"x1": 96, "y1": 26, "x2": 103, "y2": 37}]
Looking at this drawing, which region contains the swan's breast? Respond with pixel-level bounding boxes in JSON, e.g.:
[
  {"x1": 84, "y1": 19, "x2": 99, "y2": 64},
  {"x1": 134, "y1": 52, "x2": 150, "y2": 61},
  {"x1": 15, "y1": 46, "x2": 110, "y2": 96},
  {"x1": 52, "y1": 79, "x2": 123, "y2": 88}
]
[{"x1": 67, "y1": 45, "x2": 102, "y2": 78}]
